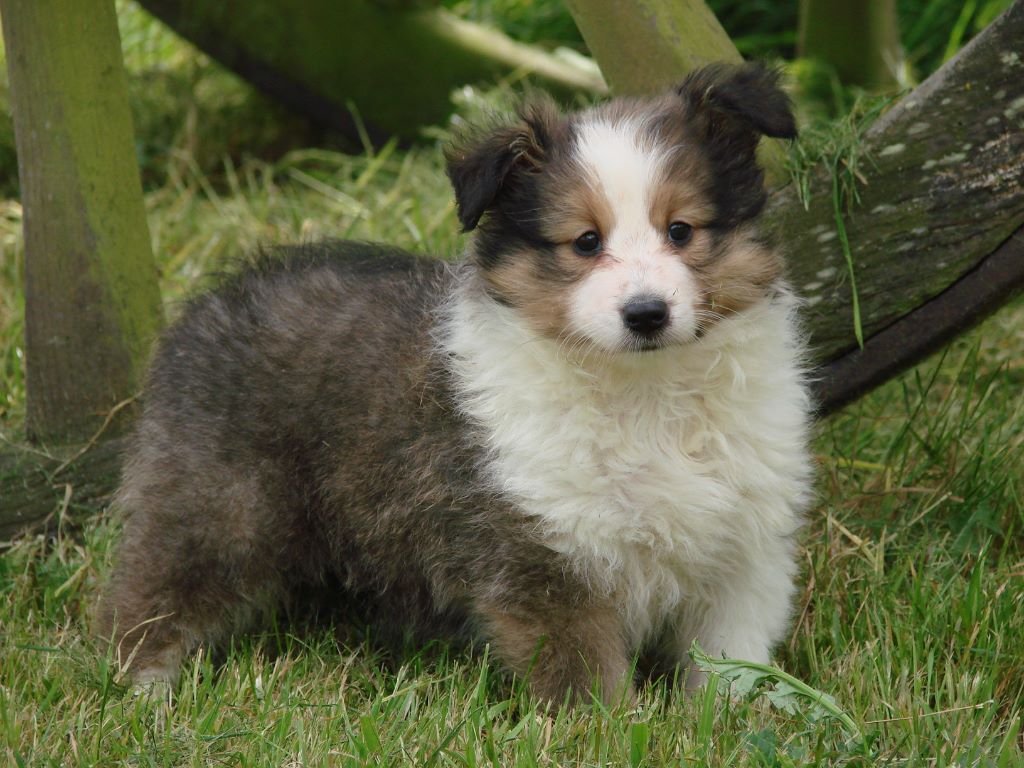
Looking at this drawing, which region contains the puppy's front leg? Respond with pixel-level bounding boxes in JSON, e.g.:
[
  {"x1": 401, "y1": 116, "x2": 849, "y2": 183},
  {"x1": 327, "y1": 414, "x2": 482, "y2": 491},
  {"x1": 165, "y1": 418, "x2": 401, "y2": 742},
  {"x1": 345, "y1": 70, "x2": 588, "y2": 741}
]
[
  {"x1": 677, "y1": 555, "x2": 797, "y2": 690},
  {"x1": 474, "y1": 598, "x2": 633, "y2": 706}
]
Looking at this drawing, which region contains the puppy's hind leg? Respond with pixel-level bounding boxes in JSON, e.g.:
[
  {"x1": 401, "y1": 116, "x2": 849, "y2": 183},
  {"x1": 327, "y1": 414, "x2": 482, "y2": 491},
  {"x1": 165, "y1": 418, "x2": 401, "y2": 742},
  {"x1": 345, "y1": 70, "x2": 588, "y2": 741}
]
[{"x1": 97, "y1": 464, "x2": 297, "y2": 691}]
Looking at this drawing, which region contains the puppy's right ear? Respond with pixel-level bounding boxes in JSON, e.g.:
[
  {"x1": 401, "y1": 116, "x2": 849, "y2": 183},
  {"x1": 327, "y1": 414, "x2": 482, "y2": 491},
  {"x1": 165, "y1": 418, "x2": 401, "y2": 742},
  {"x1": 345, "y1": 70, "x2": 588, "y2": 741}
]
[{"x1": 445, "y1": 100, "x2": 561, "y2": 232}]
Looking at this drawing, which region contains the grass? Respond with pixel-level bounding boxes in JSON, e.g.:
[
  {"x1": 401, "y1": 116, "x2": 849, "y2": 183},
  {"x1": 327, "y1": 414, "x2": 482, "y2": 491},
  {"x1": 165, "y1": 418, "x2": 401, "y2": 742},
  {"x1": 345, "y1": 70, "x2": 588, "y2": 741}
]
[{"x1": 3, "y1": 1, "x2": 1024, "y2": 765}]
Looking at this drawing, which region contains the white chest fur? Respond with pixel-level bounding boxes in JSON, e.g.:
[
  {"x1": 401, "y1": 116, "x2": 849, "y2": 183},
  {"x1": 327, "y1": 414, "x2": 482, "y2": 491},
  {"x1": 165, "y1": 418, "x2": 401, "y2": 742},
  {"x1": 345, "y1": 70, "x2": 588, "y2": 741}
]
[{"x1": 440, "y1": 283, "x2": 813, "y2": 648}]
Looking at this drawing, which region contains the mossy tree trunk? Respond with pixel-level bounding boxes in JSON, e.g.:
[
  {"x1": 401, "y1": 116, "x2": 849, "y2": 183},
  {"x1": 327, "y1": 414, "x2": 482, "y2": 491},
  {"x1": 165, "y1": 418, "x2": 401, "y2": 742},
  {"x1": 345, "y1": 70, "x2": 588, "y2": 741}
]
[
  {"x1": 561, "y1": 0, "x2": 742, "y2": 95},
  {"x1": 775, "y1": 0, "x2": 1023, "y2": 409},
  {"x1": 0, "y1": 0, "x2": 164, "y2": 443},
  {"x1": 798, "y1": 0, "x2": 903, "y2": 89}
]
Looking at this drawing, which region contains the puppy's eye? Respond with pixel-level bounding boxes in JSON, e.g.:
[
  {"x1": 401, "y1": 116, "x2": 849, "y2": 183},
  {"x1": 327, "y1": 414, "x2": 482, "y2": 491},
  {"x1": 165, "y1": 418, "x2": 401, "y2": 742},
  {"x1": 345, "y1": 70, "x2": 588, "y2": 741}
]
[
  {"x1": 573, "y1": 231, "x2": 602, "y2": 256},
  {"x1": 668, "y1": 221, "x2": 693, "y2": 246}
]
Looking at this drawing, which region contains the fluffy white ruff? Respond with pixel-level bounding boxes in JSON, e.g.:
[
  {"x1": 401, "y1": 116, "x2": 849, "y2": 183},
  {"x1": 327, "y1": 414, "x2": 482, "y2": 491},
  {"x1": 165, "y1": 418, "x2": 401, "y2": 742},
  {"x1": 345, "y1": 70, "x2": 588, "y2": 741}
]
[{"x1": 441, "y1": 277, "x2": 813, "y2": 663}]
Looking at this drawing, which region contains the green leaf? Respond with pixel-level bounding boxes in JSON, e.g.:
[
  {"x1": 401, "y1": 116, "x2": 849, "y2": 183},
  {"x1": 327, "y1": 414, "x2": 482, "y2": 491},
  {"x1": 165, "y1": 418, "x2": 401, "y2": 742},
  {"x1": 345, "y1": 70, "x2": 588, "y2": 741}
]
[
  {"x1": 831, "y1": 166, "x2": 863, "y2": 349},
  {"x1": 689, "y1": 641, "x2": 861, "y2": 739},
  {"x1": 765, "y1": 679, "x2": 842, "y2": 724},
  {"x1": 360, "y1": 714, "x2": 383, "y2": 755},
  {"x1": 629, "y1": 721, "x2": 649, "y2": 768},
  {"x1": 690, "y1": 644, "x2": 773, "y2": 697}
]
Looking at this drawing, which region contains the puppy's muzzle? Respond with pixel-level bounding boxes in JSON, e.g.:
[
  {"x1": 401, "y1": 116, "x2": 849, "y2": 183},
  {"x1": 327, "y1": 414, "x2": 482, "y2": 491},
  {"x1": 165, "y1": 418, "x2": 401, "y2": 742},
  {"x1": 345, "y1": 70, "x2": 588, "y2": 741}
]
[{"x1": 622, "y1": 298, "x2": 670, "y2": 337}]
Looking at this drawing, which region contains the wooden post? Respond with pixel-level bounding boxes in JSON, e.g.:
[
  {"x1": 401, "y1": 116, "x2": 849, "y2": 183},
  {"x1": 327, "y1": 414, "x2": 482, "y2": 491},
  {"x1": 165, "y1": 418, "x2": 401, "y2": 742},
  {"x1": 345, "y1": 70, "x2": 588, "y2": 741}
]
[
  {"x1": 562, "y1": 0, "x2": 742, "y2": 95},
  {"x1": 798, "y1": 0, "x2": 903, "y2": 89},
  {"x1": 1, "y1": 0, "x2": 164, "y2": 442}
]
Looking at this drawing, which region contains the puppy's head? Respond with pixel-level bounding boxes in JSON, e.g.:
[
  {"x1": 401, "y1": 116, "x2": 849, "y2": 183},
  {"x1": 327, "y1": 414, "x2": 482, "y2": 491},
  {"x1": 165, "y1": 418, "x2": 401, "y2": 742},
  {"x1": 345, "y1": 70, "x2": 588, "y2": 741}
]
[{"x1": 445, "y1": 62, "x2": 796, "y2": 354}]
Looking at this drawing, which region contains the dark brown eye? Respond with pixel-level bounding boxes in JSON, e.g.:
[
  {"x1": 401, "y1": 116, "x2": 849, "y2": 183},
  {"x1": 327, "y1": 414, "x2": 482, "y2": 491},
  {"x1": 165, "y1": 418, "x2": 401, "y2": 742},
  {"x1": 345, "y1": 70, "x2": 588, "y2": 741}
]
[
  {"x1": 668, "y1": 221, "x2": 693, "y2": 246},
  {"x1": 573, "y1": 230, "x2": 602, "y2": 256}
]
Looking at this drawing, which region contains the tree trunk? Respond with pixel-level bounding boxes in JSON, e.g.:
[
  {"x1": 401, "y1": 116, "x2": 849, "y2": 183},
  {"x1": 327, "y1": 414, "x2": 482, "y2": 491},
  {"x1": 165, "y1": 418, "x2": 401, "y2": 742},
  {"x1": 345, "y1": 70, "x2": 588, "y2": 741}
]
[
  {"x1": 136, "y1": 0, "x2": 607, "y2": 145},
  {"x1": 815, "y1": 226, "x2": 1024, "y2": 413},
  {"x1": 0, "y1": 0, "x2": 164, "y2": 443},
  {"x1": 798, "y1": 0, "x2": 903, "y2": 89},
  {"x1": 562, "y1": 0, "x2": 741, "y2": 95}
]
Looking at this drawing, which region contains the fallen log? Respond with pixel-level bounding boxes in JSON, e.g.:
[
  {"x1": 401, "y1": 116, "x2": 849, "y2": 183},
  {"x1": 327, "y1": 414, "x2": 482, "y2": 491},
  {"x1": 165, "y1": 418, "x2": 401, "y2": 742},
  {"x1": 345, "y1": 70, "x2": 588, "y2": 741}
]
[
  {"x1": 769, "y1": 0, "x2": 1024, "y2": 412},
  {"x1": 814, "y1": 225, "x2": 1024, "y2": 413},
  {"x1": 136, "y1": 0, "x2": 607, "y2": 144}
]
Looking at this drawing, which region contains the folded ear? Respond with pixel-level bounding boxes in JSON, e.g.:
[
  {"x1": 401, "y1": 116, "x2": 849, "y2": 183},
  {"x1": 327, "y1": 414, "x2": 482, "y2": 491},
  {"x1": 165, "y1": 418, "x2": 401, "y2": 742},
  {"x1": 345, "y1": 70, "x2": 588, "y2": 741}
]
[
  {"x1": 678, "y1": 62, "x2": 797, "y2": 145},
  {"x1": 677, "y1": 63, "x2": 795, "y2": 227},
  {"x1": 445, "y1": 99, "x2": 562, "y2": 232}
]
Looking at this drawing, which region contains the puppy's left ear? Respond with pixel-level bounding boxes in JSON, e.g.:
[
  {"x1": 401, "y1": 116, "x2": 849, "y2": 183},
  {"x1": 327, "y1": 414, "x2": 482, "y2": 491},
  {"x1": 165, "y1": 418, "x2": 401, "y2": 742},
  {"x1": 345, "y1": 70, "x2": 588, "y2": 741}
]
[
  {"x1": 678, "y1": 63, "x2": 795, "y2": 226},
  {"x1": 678, "y1": 62, "x2": 797, "y2": 144},
  {"x1": 445, "y1": 99, "x2": 562, "y2": 232}
]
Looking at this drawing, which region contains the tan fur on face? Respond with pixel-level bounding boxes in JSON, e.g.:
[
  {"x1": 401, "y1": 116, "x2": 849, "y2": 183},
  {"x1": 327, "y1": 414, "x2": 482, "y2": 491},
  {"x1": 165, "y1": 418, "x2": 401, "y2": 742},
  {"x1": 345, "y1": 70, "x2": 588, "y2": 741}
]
[
  {"x1": 482, "y1": 247, "x2": 590, "y2": 339},
  {"x1": 541, "y1": 169, "x2": 615, "y2": 246},
  {"x1": 646, "y1": 148, "x2": 715, "y2": 235},
  {"x1": 692, "y1": 228, "x2": 782, "y2": 330}
]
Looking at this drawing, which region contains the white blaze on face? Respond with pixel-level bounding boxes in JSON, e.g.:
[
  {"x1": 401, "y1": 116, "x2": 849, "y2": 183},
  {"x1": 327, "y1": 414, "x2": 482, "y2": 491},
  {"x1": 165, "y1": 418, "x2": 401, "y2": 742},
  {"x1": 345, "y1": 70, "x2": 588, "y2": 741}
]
[{"x1": 568, "y1": 119, "x2": 700, "y2": 351}]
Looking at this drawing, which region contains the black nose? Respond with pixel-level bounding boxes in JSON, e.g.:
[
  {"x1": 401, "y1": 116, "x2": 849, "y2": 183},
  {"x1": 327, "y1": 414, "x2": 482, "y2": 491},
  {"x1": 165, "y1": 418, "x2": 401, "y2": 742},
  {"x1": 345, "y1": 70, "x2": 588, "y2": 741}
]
[{"x1": 622, "y1": 299, "x2": 670, "y2": 335}]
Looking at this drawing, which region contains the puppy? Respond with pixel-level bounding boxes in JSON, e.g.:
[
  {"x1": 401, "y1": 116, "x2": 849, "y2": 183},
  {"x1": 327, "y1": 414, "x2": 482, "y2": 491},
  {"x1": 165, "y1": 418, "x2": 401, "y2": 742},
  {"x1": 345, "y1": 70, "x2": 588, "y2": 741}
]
[{"x1": 97, "y1": 62, "x2": 812, "y2": 705}]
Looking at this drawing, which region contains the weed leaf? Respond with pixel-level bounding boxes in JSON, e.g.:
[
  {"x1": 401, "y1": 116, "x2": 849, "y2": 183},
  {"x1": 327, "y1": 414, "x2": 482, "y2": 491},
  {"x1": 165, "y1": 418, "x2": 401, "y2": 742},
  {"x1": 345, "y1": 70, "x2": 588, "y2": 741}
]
[{"x1": 689, "y1": 642, "x2": 861, "y2": 738}]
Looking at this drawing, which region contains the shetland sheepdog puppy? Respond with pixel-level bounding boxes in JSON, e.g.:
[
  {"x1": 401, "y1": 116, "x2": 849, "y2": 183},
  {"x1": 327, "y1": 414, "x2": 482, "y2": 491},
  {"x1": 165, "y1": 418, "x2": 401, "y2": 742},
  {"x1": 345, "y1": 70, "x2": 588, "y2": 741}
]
[{"x1": 98, "y1": 62, "x2": 812, "y2": 705}]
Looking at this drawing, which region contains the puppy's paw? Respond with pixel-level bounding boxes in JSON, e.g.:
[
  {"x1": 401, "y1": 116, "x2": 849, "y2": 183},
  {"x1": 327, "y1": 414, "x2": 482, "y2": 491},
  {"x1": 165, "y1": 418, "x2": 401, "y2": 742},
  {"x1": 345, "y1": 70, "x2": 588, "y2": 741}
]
[
  {"x1": 132, "y1": 678, "x2": 174, "y2": 705},
  {"x1": 129, "y1": 678, "x2": 174, "y2": 730}
]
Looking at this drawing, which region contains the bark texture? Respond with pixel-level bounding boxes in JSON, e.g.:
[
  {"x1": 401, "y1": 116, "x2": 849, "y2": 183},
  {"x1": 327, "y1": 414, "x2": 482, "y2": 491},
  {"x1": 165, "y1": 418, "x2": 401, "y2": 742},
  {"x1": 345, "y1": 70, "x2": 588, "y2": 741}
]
[
  {"x1": 771, "y1": 0, "x2": 1024, "y2": 411},
  {"x1": 0, "y1": 0, "x2": 164, "y2": 442},
  {"x1": 815, "y1": 226, "x2": 1024, "y2": 413}
]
